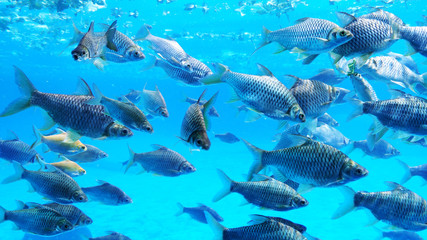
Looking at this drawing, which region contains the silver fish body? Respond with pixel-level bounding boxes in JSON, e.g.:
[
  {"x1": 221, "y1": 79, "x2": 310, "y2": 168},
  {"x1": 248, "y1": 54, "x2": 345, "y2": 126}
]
[
  {"x1": 102, "y1": 29, "x2": 145, "y2": 63},
  {"x1": 82, "y1": 180, "x2": 132, "y2": 205},
  {"x1": 349, "y1": 72, "x2": 378, "y2": 102},
  {"x1": 64, "y1": 144, "x2": 108, "y2": 163},
  {"x1": 400, "y1": 26, "x2": 427, "y2": 57},
  {"x1": 141, "y1": 86, "x2": 169, "y2": 118}
]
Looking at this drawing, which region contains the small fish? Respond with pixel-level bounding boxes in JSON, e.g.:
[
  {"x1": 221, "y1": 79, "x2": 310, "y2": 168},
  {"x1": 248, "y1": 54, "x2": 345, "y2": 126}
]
[
  {"x1": 318, "y1": 113, "x2": 339, "y2": 127},
  {"x1": 347, "y1": 61, "x2": 378, "y2": 102},
  {"x1": 203, "y1": 64, "x2": 305, "y2": 123},
  {"x1": 350, "y1": 139, "x2": 400, "y2": 159},
  {"x1": 0, "y1": 67, "x2": 133, "y2": 139},
  {"x1": 244, "y1": 136, "x2": 368, "y2": 188},
  {"x1": 311, "y1": 122, "x2": 351, "y2": 149},
  {"x1": 247, "y1": 215, "x2": 307, "y2": 234},
  {"x1": 205, "y1": 212, "x2": 308, "y2": 240},
  {"x1": 71, "y1": 21, "x2": 117, "y2": 61},
  {"x1": 82, "y1": 180, "x2": 132, "y2": 206},
  {"x1": 273, "y1": 124, "x2": 309, "y2": 150},
  {"x1": 64, "y1": 144, "x2": 108, "y2": 163},
  {"x1": 213, "y1": 170, "x2": 308, "y2": 211},
  {"x1": 254, "y1": 18, "x2": 353, "y2": 64},
  {"x1": 21, "y1": 201, "x2": 92, "y2": 227},
  {"x1": 185, "y1": 96, "x2": 220, "y2": 118},
  {"x1": 309, "y1": 69, "x2": 345, "y2": 85},
  {"x1": 32, "y1": 127, "x2": 86, "y2": 155},
  {"x1": 2, "y1": 162, "x2": 88, "y2": 204},
  {"x1": 118, "y1": 89, "x2": 142, "y2": 104},
  {"x1": 176, "y1": 203, "x2": 223, "y2": 224},
  {"x1": 399, "y1": 160, "x2": 427, "y2": 184},
  {"x1": 400, "y1": 26, "x2": 427, "y2": 57},
  {"x1": 333, "y1": 183, "x2": 427, "y2": 231},
  {"x1": 180, "y1": 90, "x2": 218, "y2": 150},
  {"x1": 0, "y1": 204, "x2": 73, "y2": 236},
  {"x1": 379, "y1": 229, "x2": 424, "y2": 240},
  {"x1": 89, "y1": 232, "x2": 132, "y2": 240},
  {"x1": 42, "y1": 157, "x2": 86, "y2": 177},
  {"x1": 88, "y1": 84, "x2": 153, "y2": 133},
  {"x1": 125, "y1": 145, "x2": 196, "y2": 177},
  {"x1": 0, "y1": 133, "x2": 42, "y2": 165},
  {"x1": 140, "y1": 85, "x2": 169, "y2": 118},
  {"x1": 215, "y1": 132, "x2": 240, "y2": 143}
]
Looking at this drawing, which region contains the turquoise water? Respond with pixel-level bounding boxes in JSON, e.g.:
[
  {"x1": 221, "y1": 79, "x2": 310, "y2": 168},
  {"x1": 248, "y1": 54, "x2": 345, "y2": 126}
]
[{"x1": 0, "y1": 0, "x2": 427, "y2": 239}]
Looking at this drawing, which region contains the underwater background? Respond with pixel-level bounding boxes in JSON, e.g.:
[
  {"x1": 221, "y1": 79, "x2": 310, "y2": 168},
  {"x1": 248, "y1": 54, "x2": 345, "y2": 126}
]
[{"x1": 0, "y1": 0, "x2": 426, "y2": 239}]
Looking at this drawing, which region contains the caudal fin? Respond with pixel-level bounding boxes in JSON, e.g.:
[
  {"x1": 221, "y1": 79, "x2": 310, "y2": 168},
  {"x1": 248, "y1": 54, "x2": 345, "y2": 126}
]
[
  {"x1": 175, "y1": 203, "x2": 184, "y2": 216},
  {"x1": 124, "y1": 145, "x2": 136, "y2": 174},
  {"x1": 86, "y1": 84, "x2": 104, "y2": 105},
  {"x1": 332, "y1": 186, "x2": 356, "y2": 219},
  {"x1": 251, "y1": 26, "x2": 272, "y2": 55},
  {"x1": 2, "y1": 161, "x2": 25, "y2": 184},
  {"x1": 201, "y1": 63, "x2": 228, "y2": 85},
  {"x1": 204, "y1": 211, "x2": 225, "y2": 240},
  {"x1": 241, "y1": 139, "x2": 265, "y2": 181},
  {"x1": 398, "y1": 159, "x2": 412, "y2": 184},
  {"x1": 202, "y1": 91, "x2": 219, "y2": 131},
  {"x1": 30, "y1": 125, "x2": 43, "y2": 150},
  {"x1": 0, "y1": 66, "x2": 36, "y2": 117},
  {"x1": 347, "y1": 99, "x2": 364, "y2": 121},
  {"x1": 134, "y1": 24, "x2": 151, "y2": 41},
  {"x1": 59, "y1": 21, "x2": 85, "y2": 56},
  {"x1": 212, "y1": 169, "x2": 234, "y2": 202},
  {"x1": 0, "y1": 206, "x2": 6, "y2": 223}
]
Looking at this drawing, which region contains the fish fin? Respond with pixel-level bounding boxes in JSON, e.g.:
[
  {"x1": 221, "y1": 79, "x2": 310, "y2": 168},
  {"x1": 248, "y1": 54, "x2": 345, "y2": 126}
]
[
  {"x1": 64, "y1": 130, "x2": 82, "y2": 143},
  {"x1": 213, "y1": 169, "x2": 234, "y2": 202},
  {"x1": 204, "y1": 211, "x2": 225, "y2": 240},
  {"x1": 87, "y1": 21, "x2": 95, "y2": 35},
  {"x1": 124, "y1": 145, "x2": 136, "y2": 174},
  {"x1": 332, "y1": 186, "x2": 356, "y2": 219},
  {"x1": 389, "y1": 80, "x2": 407, "y2": 89},
  {"x1": 273, "y1": 45, "x2": 287, "y2": 54},
  {"x1": 421, "y1": 73, "x2": 427, "y2": 91},
  {"x1": 297, "y1": 184, "x2": 315, "y2": 194},
  {"x1": 86, "y1": 84, "x2": 103, "y2": 105},
  {"x1": 0, "y1": 206, "x2": 5, "y2": 223},
  {"x1": 14, "y1": 200, "x2": 25, "y2": 210},
  {"x1": 335, "y1": 12, "x2": 356, "y2": 26},
  {"x1": 363, "y1": 211, "x2": 380, "y2": 227},
  {"x1": 134, "y1": 24, "x2": 151, "y2": 41},
  {"x1": 251, "y1": 26, "x2": 271, "y2": 55},
  {"x1": 92, "y1": 58, "x2": 105, "y2": 71},
  {"x1": 355, "y1": 53, "x2": 373, "y2": 68},
  {"x1": 270, "y1": 167, "x2": 288, "y2": 183},
  {"x1": 300, "y1": 118, "x2": 317, "y2": 133},
  {"x1": 329, "y1": 52, "x2": 344, "y2": 65},
  {"x1": 241, "y1": 139, "x2": 265, "y2": 181},
  {"x1": 59, "y1": 21, "x2": 84, "y2": 56},
  {"x1": 226, "y1": 89, "x2": 241, "y2": 103},
  {"x1": 290, "y1": 47, "x2": 305, "y2": 54},
  {"x1": 27, "y1": 184, "x2": 36, "y2": 193},
  {"x1": 30, "y1": 125, "x2": 43, "y2": 150},
  {"x1": 0, "y1": 66, "x2": 36, "y2": 117},
  {"x1": 140, "y1": 54, "x2": 158, "y2": 72},
  {"x1": 201, "y1": 63, "x2": 227, "y2": 85},
  {"x1": 302, "y1": 54, "x2": 319, "y2": 65},
  {"x1": 175, "y1": 203, "x2": 185, "y2": 216},
  {"x1": 74, "y1": 78, "x2": 93, "y2": 96},
  {"x1": 347, "y1": 99, "x2": 364, "y2": 121},
  {"x1": 390, "y1": 130, "x2": 411, "y2": 141},
  {"x1": 248, "y1": 214, "x2": 271, "y2": 225},
  {"x1": 2, "y1": 161, "x2": 25, "y2": 184},
  {"x1": 202, "y1": 91, "x2": 219, "y2": 130},
  {"x1": 405, "y1": 42, "x2": 417, "y2": 56},
  {"x1": 384, "y1": 181, "x2": 407, "y2": 192},
  {"x1": 96, "y1": 180, "x2": 109, "y2": 185},
  {"x1": 105, "y1": 20, "x2": 118, "y2": 51},
  {"x1": 239, "y1": 199, "x2": 250, "y2": 206},
  {"x1": 256, "y1": 63, "x2": 274, "y2": 77},
  {"x1": 276, "y1": 121, "x2": 288, "y2": 130},
  {"x1": 294, "y1": 17, "x2": 311, "y2": 24},
  {"x1": 244, "y1": 110, "x2": 262, "y2": 123}
]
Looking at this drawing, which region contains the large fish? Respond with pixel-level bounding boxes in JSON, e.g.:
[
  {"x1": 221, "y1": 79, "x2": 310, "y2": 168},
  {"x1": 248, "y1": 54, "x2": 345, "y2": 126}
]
[
  {"x1": 203, "y1": 64, "x2": 305, "y2": 123},
  {"x1": 140, "y1": 85, "x2": 169, "y2": 118},
  {"x1": 333, "y1": 183, "x2": 427, "y2": 231},
  {"x1": 64, "y1": 144, "x2": 108, "y2": 163},
  {"x1": 125, "y1": 145, "x2": 195, "y2": 176},
  {"x1": 244, "y1": 136, "x2": 368, "y2": 188},
  {"x1": 254, "y1": 18, "x2": 353, "y2": 64},
  {"x1": 2, "y1": 162, "x2": 88, "y2": 204},
  {"x1": 0, "y1": 67, "x2": 133, "y2": 139},
  {"x1": 350, "y1": 139, "x2": 400, "y2": 159},
  {"x1": 180, "y1": 90, "x2": 218, "y2": 150},
  {"x1": 0, "y1": 133, "x2": 42, "y2": 165},
  {"x1": 82, "y1": 180, "x2": 132, "y2": 206}
]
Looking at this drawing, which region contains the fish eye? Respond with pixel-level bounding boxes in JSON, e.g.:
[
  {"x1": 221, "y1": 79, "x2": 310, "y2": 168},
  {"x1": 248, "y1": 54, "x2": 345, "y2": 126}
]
[
  {"x1": 299, "y1": 114, "x2": 305, "y2": 121},
  {"x1": 146, "y1": 126, "x2": 152, "y2": 132},
  {"x1": 63, "y1": 224, "x2": 70, "y2": 230},
  {"x1": 79, "y1": 196, "x2": 84, "y2": 201},
  {"x1": 355, "y1": 168, "x2": 363, "y2": 175},
  {"x1": 81, "y1": 146, "x2": 86, "y2": 150},
  {"x1": 121, "y1": 129, "x2": 128, "y2": 135},
  {"x1": 196, "y1": 139, "x2": 202, "y2": 146},
  {"x1": 85, "y1": 219, "x2": 92, "y2": 225},
  {"x1": 300, "y1": 199, "x2": 307, "y2": 205},
  {"x1": 82, "y1": 50, "x2": 86, "y2": 55},
  {"x1": 339, "y1": 31, "x2": 346, "y2": 37}
]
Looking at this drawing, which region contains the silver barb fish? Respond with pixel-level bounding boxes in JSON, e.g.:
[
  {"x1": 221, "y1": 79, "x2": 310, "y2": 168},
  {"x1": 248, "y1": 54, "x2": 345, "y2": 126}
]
[
  {"x1": 125, "y1": 145, "x2": 196, "y2": 176},
  {"x1": 333, "y1": 183, "x2": 427, "y2": 231},
  {"x1": 244, "y1": 136, "x2": 368, "y2": 188},
  {"x1": 0, "y1": 204, "x2": 73, "y2": 236},
  {"x1": 311, "y1": 122, "x2": 351, "y2": 149},
  {"x1": 400, "y1": 26, "x2": 427, "y2": 57},
  {"x1": 176, "y1": 203, "x2": 224, "y2": 224},
  {"x1": 0, "y1": 67, "x2": 133, "y2": 139},
  {"x1": 0, "y1": 133, "x2": 42, "y2": 165},
  {"x1": 64, "y1": 144, "x2": 108, "y2": 163},
  {"x1": 180, "y1": 90, "x2": 218, "y2": 150},
  {"x1": 213, "y1": 170, "x2": 308, "y2": 211},
  {"x1": 185, "y1": 96, "x2": 220, "y2": 118},
  {"x1": 118, "y1": 89, "x2": 142, "y2": 104},
  {"x1": 88, "y1": 84, "x2": 153, "y2": 133},
  {"x1": 331, "y1": 12, "x2": 400, "y2": 65},
  {"x1": 400, "y1": 160, "x2": 427, "y2": 184},
  {"x1": 318, "y1": 113, "x2": 339, "y2": 127},
  {"x1": 82, "y1": 180, "x2": 132, "y2": 206},
  {"x1": 215, "y1": 132, "x2": 240, "y2": 144},
  {"x1": 140, "y1": 85, "x2": 169, "y2": 118},
  {"x1": 254, "y1": 18, "x2": 353, "y2": 64},
  {"x1": 203, "y1": 64, "x2": 305, "y2": 123},
  {"x1": 205, "y1": 213, "x2": 308, "y2": 240},
  {"x1": 89, "y1": 232, "x2": 132, "y2": 240},
  {"x1": 350, "y1": 139, "x2": 400, "y2": 159},
  {"x1": 348, "y1": 62, "x2": 378, "y2": 102},
  {"x1": 2, "y1": 162, "x2": 88, "y2": 204}
]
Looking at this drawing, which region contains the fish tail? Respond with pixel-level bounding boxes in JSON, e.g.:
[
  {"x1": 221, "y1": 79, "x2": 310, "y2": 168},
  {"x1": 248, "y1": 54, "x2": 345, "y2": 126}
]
[
  {"x1": 398, "y1": 159, "x2": 412, "y2": 184},
  {"x1": 105, "y1": 20, "x2": 118, "y2": 51},
  {"x1": 213, "y1": 169, "x2": 234, "y2": 202},
  {"x1": 134, "y1": 24, "x2": 151, "y2": 41},
  {"x1": 141, "y1": 54, "x2": 159, "y2": 72},
  {"x1": 30, "y1": 125, "x2": 43, "y2": 150},
  {"x1": 202, "y1": 91, "x2": 219, "y2": 131},
  {"x1": 241, "y1": 139, "x2": 265, "y2": 181},
  {"x1": 124, "y1": 145, "x2": 136, "y2": 174},
  {"x1": 331, "y1": 186, "x2": 356, "y2": 219},
  {"x1": 204, "y1": 211, "x2": 225, "y2": 240},
  {"x1": 59, "y1": 21, "x2": 84, "y2": 56},
  {"x1": 347, "y1": 99, "x2": 364, "y2": 121},
  {"x1": 175, "y1": 203, "x2": 184, "y2": 216},
  {"x1": 2, "y1": 161, "x2": 25, "y2": 184},
  {"x1": 201, "y1": 63, "x2": 227, "y2": 85},
  {"x1": 14, "y1": 200, "x2": 26, "y2": 210},
  {"x1": 85, "y1": 84, "x2": 104, "y2": 105},
  {"x1": 251, "y1": 26, "x2": 271, "y2": 55},
  {"x1": 0, "y1": 206, "x2": 6, "y2": 223},
  {"x1": 0, "y1": 66, "x2": 36, "y2": 117}
]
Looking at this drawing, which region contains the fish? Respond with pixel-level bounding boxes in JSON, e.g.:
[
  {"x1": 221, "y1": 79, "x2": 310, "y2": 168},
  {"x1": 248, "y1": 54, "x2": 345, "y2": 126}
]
[
  {"x1": 0, "y1": 67, "x2": 133, "y2": 139},
  {"x1": 215, "y1": 132, "x2": 240, "y2": 143},
  {"x1": 32, "y1": 127, "x2": 87, "y2": 155},
  {"x1": 400, "y1": 26, "x2": 427, "y2": 57},
  {"x1": 333, "y1": 183, "x2": 427, "y2": 231},
  {"x1": 205, "y1": 212, "x2": 308, "y2": 240},
  {"x1": 350, "y1": 139, "x2": 400, "y2": 159},
  {"x1": 247, "y1": 215, "x2": 306, "y2": 234},
  {"x1": 309, "y1": 69, "x2": 345, "y2": 85},
  {"x1": 0, "y1": 133, "x2": 42, "y2": 165},
  {"x1": 118, "y1": 89, "x2": 142, "y2": 104},
  {"x1": 357, "y1": 56, "x2": 427, "y2": 93},
  {"x1": 377, "y1": 229, "x2": 424, "y2": 240},
  {"x1": 359, "y1": 9, "x2": 405, "y2": 26},
  {"x1": 244, "y1": 136, "x2": 368, "y2": 188},
  {"x1": 64, "y1": 144, "x2": 108, "y2": 163},
  {"x1": 21, "y1": 201, "x2": 92, "y2": 227},
  {"x1": 311, "y1": 122, "x2": 351, "y2": 149},
  {"x1": 135, "y1": 25, "x2": 192, "y2": 72},
  {"x1": 0, "y1": 204, "x2": 73, "y2": 236},
  {"x1": 2, "y1": 162, "x2": 88, "y2": 204},
  {"x1": 140, "y1": 85, "x2": 169, "y2": 118},
  {"x1": 399, "y1": 160, "x2": 427, "y2": 184},
  {"x1": 330, "y1": 12, "x2": 400, "y2": 65},
  {"x1": 349, "y1": 90, "x2": 427, "y2": 148},
  {"x1": 318, "y1": 113, "x2": 339, "y2": 127},
  {"x1": 203, "y1": 64, "x2": 305, "y2": 123},
  {"x1": 387, "y1": 52, "x2": 419, "y2": 74},
  {"x1": 87, "y1": 84, "x2": 153, "y2": 133},
  {"x1": 185, "y1": 96, "x2": 220, "y2": 118},
  {"x1": 176, "y1": 203, "x2": 223, "y2": 224},
  {"x1": 347, "y1": 61, "x2": 378, "y2": 102},
  {"x1": 334, "y1": 87, "x2": 351, "y2": 104},
  {"x1": 273, "y1": 124, "x2": 309, "y2": 150},
  {"x1": 254, "y1": 18, "x2": 353, "y2": 64},
  {"x1": 82, "y1": 180, "x2": 132, "y2": 205},
  {"x1": 125, "y1": 145, "x2": 196, "y2": 176},
  {"x1": 42, "y1": 157, "x2": 86, "y2": 177},
  {"x1": 184, "y1": 3, "x2": 197, "y2": 11},
  {"x1": 213, "y1": 170, "x2": 308, "y2": 211},
  {"x1": 89, "y1": 232, "x2": 132, "y2": 240},
  {"x1": 180, "y1": 90, "x2": 218, "y2": 150},
  {"x1": 71, "y1": 21, "x2": 117, "y2": 62}
]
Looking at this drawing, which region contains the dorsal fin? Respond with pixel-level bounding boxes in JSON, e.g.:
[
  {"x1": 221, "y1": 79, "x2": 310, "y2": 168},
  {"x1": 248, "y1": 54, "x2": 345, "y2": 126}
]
[
  {"x1": 257, "y1": 64, "x2": 274, "y2": 77},
  {"x1": 284, "y1": 74, "x2": 303, "y2": 87},
  {"x1": 74, "y1": 78, "x2": 93, "y2": 96},
  {"x1": 336, "y1": 12, "x2": 356, "y2": 26},
  {"x1": 197, "y1": 89, "x2": 207, "y2": 104},
  {"x1": 151, "y1": 144, "x2": 168, "y2": 150},
  {"x1": 87, "y1": 21, "x2": 95, "y2": 34},
  {"x1": 294, "y1": 17, "x2": 311, "y2": 24}
]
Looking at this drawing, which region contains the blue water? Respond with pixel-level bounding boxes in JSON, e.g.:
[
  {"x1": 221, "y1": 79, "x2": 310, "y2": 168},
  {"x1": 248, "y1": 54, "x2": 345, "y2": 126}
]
[{"x1": 0, "y1": 0, "x2": 427, "y2": 239}]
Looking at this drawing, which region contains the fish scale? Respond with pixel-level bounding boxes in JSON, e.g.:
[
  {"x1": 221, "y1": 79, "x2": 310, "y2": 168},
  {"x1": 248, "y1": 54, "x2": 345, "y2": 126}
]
[
  {"x1": 0, "y1": 139, "x2": 40, "y2": 164},
  {"x1": 141, "y1": 87, "x2": 168, "y2": 117},
  {"x1": 359, "y1": 9, "x2": 405, "y2": 26},
  {"x1": 82, "y1": 181, "x2": 132, "y2": 205},
  {"x1": 24, "y1": 202, "x2": 91, "y2": 227},
  {"x1": 400, "y1": 26, "x2": 427, "y2": 57},
  {"x1": 181, "y1": 104, "x2": 206, "y2": 141}
]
